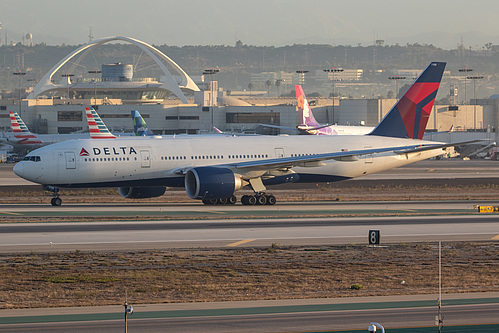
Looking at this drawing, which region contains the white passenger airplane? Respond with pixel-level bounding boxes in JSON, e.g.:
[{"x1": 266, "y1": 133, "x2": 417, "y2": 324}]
[{"x1": 15, "y1": 62, "x2": 462, "y2": 206}]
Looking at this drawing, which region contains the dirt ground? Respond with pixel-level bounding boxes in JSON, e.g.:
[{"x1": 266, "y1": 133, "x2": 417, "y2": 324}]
[{"x1": 0, "y1": 242, "x2": 497, "y2": 309}]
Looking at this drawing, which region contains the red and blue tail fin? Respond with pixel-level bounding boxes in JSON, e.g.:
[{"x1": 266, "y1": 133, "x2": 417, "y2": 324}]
[
  {"x1": 85, "y1": 107, "x2": 116, "y2": 139},
  {"x1": 9, "y1": 111, "x2": 42, "y2": 144},
  {"x1": 369, "y1": 62, "x2": 446, "y2": 139},
  {"x1": 295, "y1": 85, "x2": 321, "y2": 128}
]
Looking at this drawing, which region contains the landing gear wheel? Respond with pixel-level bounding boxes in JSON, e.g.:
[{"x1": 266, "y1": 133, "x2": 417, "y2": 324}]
[
  {"x1": 256, "y1": 195, "x2": 267, "y2": 205},
  {"x1": 218, "y1": 197, "x2": 228, "y2": 205},
  {"x1": 265, "y1": 195, "x2": 276, "y2": 205},
  {"x1": 51, "y1": 197, "x2": 62, "y2": 206},
  {"x1": 241, "y1": 195, "x2": 257, "y2": 205},
  {"x1": 228, "y1": 195, "x2": 237, "y2": 205},
  {"x1": 247, "y1": 195, "x2": 256, "y2": 205}
]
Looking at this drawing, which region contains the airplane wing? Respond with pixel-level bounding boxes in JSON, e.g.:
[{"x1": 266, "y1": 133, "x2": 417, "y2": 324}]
[
  {"x1": 232, "y1": 144, "x2": 442, "y2": 171},
  {"x1": 394, "y1": 139, "x2": 493, "y2": 154},
  {"x1": 172, "y1": 142, "x2": 452, "y2": 176},
  {"x1": 171, "y1": 140, "x2": 490, "y2": 177},
  {"x1": 297, "y1": 124, "x2": 335, "y2": 131},
  {"x1": 258, "y1": 124, "x2": 298, "y2": 131}
]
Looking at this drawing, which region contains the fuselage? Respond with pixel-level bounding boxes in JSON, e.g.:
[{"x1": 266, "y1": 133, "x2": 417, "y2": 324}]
[{"x1": 14, "y1": 134, "x2": 444, "y2": 189}]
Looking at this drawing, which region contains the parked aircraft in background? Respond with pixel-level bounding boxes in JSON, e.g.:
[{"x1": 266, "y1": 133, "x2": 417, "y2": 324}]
[
  {"x1": 294, "y1": 85, "x2": 374, "y2": 135},
  {"x1": 15, "y1": 62, "x2": 470, "y2": 207},
  {"x1": 2, "y1": 111, "x2": 89, "y2": 152},
  {"x1": 261, "y1": 85, "x2": 374, "y2": 135},
  {"x1": 2, "y1": 109, "x2": 136, "y2": 152},
  {"x1": 131, "y1": 110, "x2": 153, "y2": 136}
]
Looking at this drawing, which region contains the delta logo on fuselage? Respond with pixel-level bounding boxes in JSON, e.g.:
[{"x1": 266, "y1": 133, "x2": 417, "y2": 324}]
[{"x1": 79, "y1": 146, "x2": 138, "y2": 157}]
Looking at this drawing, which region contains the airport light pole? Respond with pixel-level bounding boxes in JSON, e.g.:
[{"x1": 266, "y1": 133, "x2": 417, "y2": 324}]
[
  {"x1": 275, "y1": 79, "x2": 284, "y2": 98},
  {"x1": 388, "y1": 75, "x2": 406, "y2": 99},
  {"x1": 458, "y1": 67, "x2": 473, "y2": 104},
  {"x1": 467, "y1": 75, "x2": 484, "y2": 129},
  {"x1": 296, "y1": 70, "x2": 309, "y2": 87},
  {"x1": 61, "y1": 73, "x2": 75, "y2": 100},
  {"x1": 324, "y1": 68, "x2": 343, "y2": 121},
  {"x1": 88, "y1": 70, "x2": 101, "y2": 107},
  {"x1": 203, "y1": 68, "x2": 219, "y2": 131},
  {"x1": 13, "y1": 71, "x2": 26, "y2": 117}
]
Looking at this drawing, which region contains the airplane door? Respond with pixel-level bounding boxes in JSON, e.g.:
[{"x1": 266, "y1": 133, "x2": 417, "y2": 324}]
[
  {"x1": 140, "y1": 150, "x2": 151, "y2": 168},
  {"x1": 275, "y1": 148, "x2": 285, "y2": 158},
  {"x1": 65, "y1": 152, "x2": 76, "y2": 169},
  {"x1": 364, "y1": 146, "x2": 373, "y2": 164}
]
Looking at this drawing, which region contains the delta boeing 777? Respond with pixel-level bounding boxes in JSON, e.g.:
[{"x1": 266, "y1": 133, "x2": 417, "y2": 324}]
[{"x1": 15, "y1": 62, "x2": 458, "y2": 206}]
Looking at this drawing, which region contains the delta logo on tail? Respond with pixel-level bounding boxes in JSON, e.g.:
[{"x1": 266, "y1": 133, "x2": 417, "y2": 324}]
[{"x1": 369, "y1": 62, "x2": 446, "y2": 139}]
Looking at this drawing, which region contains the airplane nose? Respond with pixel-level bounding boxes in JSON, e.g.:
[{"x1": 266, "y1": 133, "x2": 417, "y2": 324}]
[{"x1": 13, "y1": 162, "x2": 24, "y2": 178}]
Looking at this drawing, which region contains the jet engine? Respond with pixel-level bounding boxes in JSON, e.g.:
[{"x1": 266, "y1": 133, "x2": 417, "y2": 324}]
[
  {"x1": 185, "y1": 166, "x2": 244, "y2": 200},
  {"x1": 118, "y1": 186, "x2": 166, "y2": 199}
]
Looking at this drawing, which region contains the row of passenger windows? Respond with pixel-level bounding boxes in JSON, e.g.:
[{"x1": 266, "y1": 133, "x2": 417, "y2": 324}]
[
  {"x1": 84, "y1": 157, "x2": 134, "y2": 162},
  {"x1": 160, "y1": 154, "x2": 270, "y2": 161},
  {"x1": 291, "y1": 153, "x2": 314, "y2": 157},
  {"x1": 81, "y1": 154, "x2": 273, "y2": 163}
]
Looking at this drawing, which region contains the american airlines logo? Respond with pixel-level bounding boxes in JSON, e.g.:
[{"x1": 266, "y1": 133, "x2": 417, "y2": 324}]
[{"x1": 80, "y1": 146, "x2": 138, "y2": 156}]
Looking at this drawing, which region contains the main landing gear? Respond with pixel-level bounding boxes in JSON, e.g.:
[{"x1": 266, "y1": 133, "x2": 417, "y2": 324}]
[
  {"x1": 241, "y1": 193, "x2": 276, "y2": 206},
  {"x1": 201, "y1": 193, "x2": 277, "y2": 205},
  {"x1": 45, "y1": 186, "x2": 62, "y2": 206},
  {"x1": 202, "y1": 195, "x2": 237, "y2": 205}
]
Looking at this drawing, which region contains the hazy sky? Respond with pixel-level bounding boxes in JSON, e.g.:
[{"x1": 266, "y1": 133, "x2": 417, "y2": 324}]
[{"x1": 2, "y1": 0, "x2": 499, "y2": 49}]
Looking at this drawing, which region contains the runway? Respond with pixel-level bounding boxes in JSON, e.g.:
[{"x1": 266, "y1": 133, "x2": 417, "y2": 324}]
[{"x1": 0, "y1": 209, "x2": 498, "y2": 253}]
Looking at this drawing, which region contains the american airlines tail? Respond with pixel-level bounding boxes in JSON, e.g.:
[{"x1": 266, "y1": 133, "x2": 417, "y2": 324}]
[
  {"x1": 131, "y1": 110, "x2": 153, "y2": 136},
  {"x1": 9, "y1": 111, "x2": 42, "y2": 144},
  {"x1": 84, "y1": 107, "x2": 116, "y2": 139},
  {"x1": 295, "y1": 85, "x2": 321, "y2": 129},
  {"x1": 369, "y1": 61, "x2": 446, "y2": 139}
]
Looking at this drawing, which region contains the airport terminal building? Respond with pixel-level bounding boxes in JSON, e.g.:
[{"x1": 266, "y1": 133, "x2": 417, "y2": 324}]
[{"x1": 1, "y1": 36, "x2": 498, "y2": 142}]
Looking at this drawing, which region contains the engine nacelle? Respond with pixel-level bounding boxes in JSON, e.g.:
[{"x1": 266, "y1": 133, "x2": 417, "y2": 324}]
[
  {"x1": 118, "y1": 186, "x2": 166, "y2": 199},
  {"x1": 185, "y1": 167, "x2": 244, "y2": 200}
]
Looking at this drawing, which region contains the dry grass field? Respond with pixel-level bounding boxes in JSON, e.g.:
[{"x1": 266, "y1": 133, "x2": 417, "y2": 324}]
[{"x1": 0, "y1": 242, "x2": 497, "y2": 309}]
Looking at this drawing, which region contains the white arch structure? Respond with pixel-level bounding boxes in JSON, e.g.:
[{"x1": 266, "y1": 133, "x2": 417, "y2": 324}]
[{"x1": 28, "y1": 36, "x2": 200, "y2": 103}]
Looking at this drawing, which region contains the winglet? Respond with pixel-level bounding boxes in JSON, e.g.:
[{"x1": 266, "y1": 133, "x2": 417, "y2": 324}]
[
  {"x1": 131, "y1": 110, "x2": 153, "y2": 136},
  {"x1": 85, "y1": 107, "x2": 116, "y2": 139},
  {"x1": 369, "y1": 62, "x2": 446, "y2": 139}
]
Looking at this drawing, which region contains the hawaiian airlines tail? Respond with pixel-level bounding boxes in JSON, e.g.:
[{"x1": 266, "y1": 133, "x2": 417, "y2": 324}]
[
  {"x1": 296, "y1": 85, "x2": 321, "y2": 129},
  {"x1": 131, "y1": 110, "x2": 153, "y2": 136},
  {"x1": 369, "y1": 61, "x2": 446, "y2": 139},
  {"x1": 84, "y1": 107, "x2": 116, "y2": 139},
  {"x1": 9, "y1": 111, "x2": 42, "y2": 144}
]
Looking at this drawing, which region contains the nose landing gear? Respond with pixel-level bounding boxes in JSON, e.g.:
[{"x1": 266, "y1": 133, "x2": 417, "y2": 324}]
[{"x1": 44, "y1": 186, "x2": 62, "y2": 206}]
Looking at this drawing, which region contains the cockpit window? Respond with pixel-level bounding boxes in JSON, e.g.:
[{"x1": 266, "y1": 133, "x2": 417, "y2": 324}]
[{"x1": 23, "y1": 156, "x2": 41, "y2": 162}]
